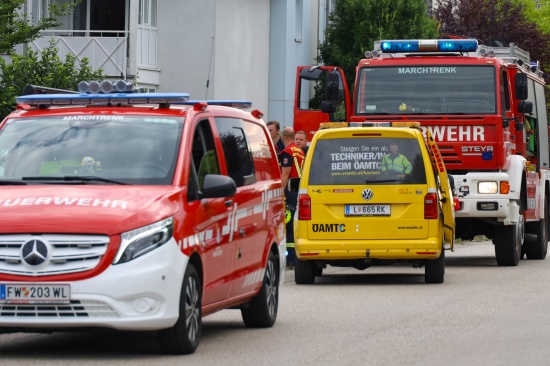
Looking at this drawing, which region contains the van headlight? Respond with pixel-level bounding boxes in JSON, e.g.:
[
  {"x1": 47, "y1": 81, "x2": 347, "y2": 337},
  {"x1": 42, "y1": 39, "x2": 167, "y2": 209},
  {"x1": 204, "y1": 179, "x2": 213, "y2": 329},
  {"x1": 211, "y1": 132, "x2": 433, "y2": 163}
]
[{"x1": 114, "y1": 217, "x2": 174, "y2": 264}]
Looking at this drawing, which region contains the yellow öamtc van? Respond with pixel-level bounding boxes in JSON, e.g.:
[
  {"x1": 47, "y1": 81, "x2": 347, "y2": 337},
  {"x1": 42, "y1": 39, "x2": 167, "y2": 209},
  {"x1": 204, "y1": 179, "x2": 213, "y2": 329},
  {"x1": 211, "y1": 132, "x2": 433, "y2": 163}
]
[{"x1": 293, "y1": 122, "x2": 455, "y2": 284}]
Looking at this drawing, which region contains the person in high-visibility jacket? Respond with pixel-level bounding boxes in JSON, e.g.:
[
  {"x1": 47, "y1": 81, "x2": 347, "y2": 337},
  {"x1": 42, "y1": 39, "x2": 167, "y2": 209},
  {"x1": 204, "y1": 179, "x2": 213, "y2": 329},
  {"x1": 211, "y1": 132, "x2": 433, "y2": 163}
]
[
  {"x1": 380, "y1": 142, "x2": 412, "y2": 179},
  {"x1": 280, "y1": 127, "x2": 305, "y2": 269}
]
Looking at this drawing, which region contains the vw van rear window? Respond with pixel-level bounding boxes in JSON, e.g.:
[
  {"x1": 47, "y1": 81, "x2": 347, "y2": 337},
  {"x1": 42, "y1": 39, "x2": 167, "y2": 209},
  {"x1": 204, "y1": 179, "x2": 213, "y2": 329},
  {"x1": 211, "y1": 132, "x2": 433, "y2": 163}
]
[{"x1": 308, "y1": 137, "x2": 427, "y2": 185}]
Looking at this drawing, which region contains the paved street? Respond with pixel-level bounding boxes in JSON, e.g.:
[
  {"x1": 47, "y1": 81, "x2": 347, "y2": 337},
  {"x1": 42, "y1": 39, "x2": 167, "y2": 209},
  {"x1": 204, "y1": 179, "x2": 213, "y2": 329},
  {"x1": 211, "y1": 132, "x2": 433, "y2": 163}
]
[{"x1": 2, "y1": 240, "x2": 550, "y2": 365}]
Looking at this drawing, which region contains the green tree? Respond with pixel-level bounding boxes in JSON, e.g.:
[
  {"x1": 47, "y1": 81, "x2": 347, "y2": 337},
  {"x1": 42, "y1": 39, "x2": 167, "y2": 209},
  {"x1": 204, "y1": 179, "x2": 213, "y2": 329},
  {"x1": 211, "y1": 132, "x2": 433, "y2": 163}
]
[
  {"x1": 517, "y1": 0, "x2": 550, "y2": 35},
  {"x1": 433, "y1": 0, "x2": 550, "y2": 111},
  {"x1": 0, "y1": 42, "x2": 105, "y2": 119},
  {"x1": 0, "y1": 0, "x2": 76, "y2": 54},
  {"x1": 432, "y1": 0, "x2": 550, "y2": 71},
  {"x1": 318, "y1": 0, "x2": 439, "y2": 94}
]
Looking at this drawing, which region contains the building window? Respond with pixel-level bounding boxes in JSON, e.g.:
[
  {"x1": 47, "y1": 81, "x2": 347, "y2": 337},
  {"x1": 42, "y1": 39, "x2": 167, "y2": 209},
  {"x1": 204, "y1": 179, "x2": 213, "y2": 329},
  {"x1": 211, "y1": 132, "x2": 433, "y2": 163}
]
[
  {"x1": 295, "y1": 0, "x2": 303, "y2": 42},
  {"x1": 30, "y1": 0, "x2": 50, "y2": 24},
  {"x1": 139, "y1": 0, "x2": 157, "y2": 26}
]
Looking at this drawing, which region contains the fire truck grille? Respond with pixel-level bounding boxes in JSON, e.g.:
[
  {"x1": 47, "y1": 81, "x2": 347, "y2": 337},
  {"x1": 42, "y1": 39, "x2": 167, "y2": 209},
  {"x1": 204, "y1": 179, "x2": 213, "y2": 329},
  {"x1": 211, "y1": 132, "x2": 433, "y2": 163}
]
[
  {"x1": 0, "y1": 234, "x2": 109, "y2": 276},
  {"x1": 0, "y1": 300, "x2": 118, "y2": 318},
  {"x1": 438, "y1": 145, "x2": 462, "y2": 164}
]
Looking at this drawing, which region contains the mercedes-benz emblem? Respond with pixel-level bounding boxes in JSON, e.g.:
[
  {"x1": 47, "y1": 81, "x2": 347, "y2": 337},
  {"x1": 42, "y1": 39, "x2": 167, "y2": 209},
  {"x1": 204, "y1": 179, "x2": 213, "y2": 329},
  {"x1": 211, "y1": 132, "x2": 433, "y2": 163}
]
[
  {"x1": 21, "y1": 239, "x2": 48, "y2": 266},
  {"x1": 362, "y1": 188, "x2": 373, "y2": 201}
]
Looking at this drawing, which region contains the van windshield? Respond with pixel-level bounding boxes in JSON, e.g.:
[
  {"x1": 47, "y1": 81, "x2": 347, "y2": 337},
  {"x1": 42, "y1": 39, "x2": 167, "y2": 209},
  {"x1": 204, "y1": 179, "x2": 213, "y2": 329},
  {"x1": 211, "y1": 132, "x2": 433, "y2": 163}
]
[
  {"x1": 0, "y1": 115, "x2": 183, "y2": 185},
  {"x1": 308, "y1": 137, "x2": 427, "y2": 185}
]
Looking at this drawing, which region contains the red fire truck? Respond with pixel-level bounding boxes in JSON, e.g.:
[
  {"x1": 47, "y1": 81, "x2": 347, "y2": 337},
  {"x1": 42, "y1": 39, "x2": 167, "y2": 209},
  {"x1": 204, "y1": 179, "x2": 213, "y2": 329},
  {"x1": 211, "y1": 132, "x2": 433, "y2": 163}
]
[{"x1": 294, "y1": 38, "x2": 549, "y2": 266}]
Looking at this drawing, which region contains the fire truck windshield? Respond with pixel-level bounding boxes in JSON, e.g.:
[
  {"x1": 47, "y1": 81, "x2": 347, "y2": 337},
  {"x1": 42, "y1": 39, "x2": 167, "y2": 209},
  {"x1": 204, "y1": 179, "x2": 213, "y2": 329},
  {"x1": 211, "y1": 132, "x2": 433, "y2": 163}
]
[{"x1": 355, "y1": 65, "x2": 496, "y2": 115}]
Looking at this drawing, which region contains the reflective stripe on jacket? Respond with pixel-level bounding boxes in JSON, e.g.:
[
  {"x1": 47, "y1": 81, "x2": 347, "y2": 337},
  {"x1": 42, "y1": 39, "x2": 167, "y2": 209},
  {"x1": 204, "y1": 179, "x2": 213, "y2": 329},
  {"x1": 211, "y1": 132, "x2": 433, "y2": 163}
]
[{"x1": 281, "y1": 143, "x2": 305, "y2": 178}]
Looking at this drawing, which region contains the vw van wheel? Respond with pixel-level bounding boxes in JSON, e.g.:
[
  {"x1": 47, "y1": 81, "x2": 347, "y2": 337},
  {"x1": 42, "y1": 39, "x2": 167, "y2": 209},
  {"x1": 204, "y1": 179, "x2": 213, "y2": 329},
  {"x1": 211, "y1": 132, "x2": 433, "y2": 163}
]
[
  {"x1": 158, "y1": 264, "x2": 201, "y2": 354},
  {"x1": 525, "y1": 200, "x2": 548, "y2": 260},
  {"x1": 241, "y1": 251, "x2": 279, "y2": 328},
  {"x1": 494, "y1": 215, "x2": 524, "y2": 266},
  {"x1": 425, "y1": 249, "x2": 445, "y2": 283},
  {"x1": 295, "y1": 259, "x2": 315, "y2": 284}
]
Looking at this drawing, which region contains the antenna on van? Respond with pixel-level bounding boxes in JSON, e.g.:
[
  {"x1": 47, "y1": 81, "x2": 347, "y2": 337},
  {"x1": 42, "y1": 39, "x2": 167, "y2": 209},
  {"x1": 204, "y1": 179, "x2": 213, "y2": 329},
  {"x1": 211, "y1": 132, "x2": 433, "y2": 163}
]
[{"x1": 206, "y1": 36, "x2": 214, "y2": 99}]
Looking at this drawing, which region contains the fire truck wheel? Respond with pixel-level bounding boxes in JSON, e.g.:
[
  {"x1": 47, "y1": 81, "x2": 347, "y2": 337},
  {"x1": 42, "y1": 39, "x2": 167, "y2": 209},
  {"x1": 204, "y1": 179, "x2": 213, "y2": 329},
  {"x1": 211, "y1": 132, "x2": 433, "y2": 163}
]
[
  {"x1": 157, "y1": 263, "x2": 202, "y2": 354},
  {"x1": 241, "y1": 251, "x2": 279, "y2": 328},
  {"x1": 295, "y1": 258, "x2": 316, "y2": 284},
  {"x1": 425, "y1": 247, "x2": 445, "y2": 283},
  {"x1": 526, "y1": 200, "x2": 549, "y2": 260},
  {"x1": 494, "y1": 214, "x2": 524, "y2": 266}
]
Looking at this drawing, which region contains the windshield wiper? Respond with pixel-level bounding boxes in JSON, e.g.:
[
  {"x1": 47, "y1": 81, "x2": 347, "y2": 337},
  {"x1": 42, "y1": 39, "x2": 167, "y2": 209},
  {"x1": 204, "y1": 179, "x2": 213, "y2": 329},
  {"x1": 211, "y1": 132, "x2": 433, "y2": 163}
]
[
  {"x1": 22, "y1": 175, "x2": 130, "y2": 185},
  {"x1": 365, "y1": 179, "x2": 412, "y2": 184},
  {"x1": 402, "y1": 112, "x2": 431, "y2": 115},
  {"x1": 0, "y1": 179, "x2": 28, "y2": 185}
]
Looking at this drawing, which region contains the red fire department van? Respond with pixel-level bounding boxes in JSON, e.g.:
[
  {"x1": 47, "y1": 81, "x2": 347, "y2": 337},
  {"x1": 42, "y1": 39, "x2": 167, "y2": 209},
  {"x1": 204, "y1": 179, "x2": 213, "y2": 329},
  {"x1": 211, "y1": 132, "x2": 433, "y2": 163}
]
[
  {"x1": 0, "y1": 81, "x2": 286, "y2": 354},
  {"x1": 294, "y1": 38, "x2": 549, "y2": 267}
]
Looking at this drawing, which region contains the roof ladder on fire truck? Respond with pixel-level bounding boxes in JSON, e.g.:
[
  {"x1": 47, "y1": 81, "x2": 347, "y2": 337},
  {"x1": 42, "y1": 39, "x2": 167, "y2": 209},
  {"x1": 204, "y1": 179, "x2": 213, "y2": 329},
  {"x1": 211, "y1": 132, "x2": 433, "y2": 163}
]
[{"x1": 487, "y1": 43, "x2": 531, "y2": 66}]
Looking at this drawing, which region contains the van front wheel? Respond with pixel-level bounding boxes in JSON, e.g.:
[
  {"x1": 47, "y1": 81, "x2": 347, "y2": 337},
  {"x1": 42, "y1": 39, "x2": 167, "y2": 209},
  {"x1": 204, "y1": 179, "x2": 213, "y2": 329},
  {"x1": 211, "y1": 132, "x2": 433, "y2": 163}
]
[{"x1": 157, "y1": 263, "x2": 202, "y2": 354}]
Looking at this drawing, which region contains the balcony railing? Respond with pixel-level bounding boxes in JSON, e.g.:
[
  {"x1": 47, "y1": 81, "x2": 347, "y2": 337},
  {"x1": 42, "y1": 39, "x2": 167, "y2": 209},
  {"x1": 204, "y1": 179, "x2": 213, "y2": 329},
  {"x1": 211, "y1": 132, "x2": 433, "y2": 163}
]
[{"x1": 29, "y1": 30, "x2": 128, "y2": 78}]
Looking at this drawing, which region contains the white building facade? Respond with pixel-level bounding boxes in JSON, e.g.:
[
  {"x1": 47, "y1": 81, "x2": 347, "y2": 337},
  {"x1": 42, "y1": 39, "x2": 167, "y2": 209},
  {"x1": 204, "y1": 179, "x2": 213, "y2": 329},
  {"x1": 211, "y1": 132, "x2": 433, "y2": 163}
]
[{"x1": 16, "y1": 0, "x2": 331, "y2": 124}]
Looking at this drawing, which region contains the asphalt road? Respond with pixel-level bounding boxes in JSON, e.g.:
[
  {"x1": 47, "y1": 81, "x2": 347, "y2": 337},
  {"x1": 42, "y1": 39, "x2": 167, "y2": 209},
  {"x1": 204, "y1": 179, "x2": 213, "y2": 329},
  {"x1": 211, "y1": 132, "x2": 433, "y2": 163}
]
[{"x1": 2, "y1": 240, "x2": 550, "y2": 366}]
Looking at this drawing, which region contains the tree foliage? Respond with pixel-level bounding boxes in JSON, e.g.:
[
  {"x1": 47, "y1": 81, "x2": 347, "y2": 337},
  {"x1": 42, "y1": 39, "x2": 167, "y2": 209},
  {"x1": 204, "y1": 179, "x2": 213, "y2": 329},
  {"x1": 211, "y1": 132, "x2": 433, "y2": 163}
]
[
  {"x1": 318, "y1": 0, "x2": 439, "y2": 92},
  {"x1": 0, "y1": 43, "x2": 105, "y2": 119},
  {"x1": 432, "y1": 0, "x2": 550, "y2": 71},
  {"x1": 0, "y1": 0, "x2": 76, "y2": 54},
  {"x1": 519, "y1": 0, "x2": 550, "y2": 34}
]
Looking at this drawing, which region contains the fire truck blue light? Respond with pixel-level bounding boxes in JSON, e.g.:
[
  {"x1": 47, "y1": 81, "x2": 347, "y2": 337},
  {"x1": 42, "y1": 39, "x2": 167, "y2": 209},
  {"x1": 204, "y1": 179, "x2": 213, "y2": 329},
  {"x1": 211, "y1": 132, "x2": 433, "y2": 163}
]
[{"x1": 380, "y1": 39, "x2": 478, "y2": 53}]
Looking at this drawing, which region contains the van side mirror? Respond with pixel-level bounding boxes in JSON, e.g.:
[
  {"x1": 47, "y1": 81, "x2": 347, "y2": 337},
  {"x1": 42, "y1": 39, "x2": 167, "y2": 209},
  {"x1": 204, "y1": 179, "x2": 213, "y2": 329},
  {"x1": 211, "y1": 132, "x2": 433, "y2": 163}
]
[
  {"x1": 287, "y1": 177, "x2": 300, "y2": 192},
  {"x1": 518, "y1": 101, "x2": 533, "y2": 114},
  {"x1": 202, "y1": 174, "x2": 236, "y2": 198},
  {"x1": 515, "y1": 73, "x2": 528, "y2": 100}
]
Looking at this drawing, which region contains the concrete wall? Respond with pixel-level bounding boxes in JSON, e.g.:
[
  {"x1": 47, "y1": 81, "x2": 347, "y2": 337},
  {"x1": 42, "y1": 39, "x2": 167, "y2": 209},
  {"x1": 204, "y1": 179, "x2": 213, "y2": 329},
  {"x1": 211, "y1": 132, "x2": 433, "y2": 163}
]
[
  {"x1": 14, "y1": 0, "x2": 322, "y2": 125},
  {"x1": 157, "y1": 0, "x2": 216, "y2": 97},
  {"x1": 157, "y1": 0, "x2": 270, "y2": 115}
]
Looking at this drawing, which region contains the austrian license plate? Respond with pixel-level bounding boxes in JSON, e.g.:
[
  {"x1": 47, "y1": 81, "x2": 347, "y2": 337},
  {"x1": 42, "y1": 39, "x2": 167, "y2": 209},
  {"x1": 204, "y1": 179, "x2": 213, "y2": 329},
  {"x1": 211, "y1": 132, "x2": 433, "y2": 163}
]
[
  {"x1": 0, "y1": 284, "x2": 70, "y2": 304},
  {"x1": 345, "y1": 204, "x2": 390, "y2": 216}
]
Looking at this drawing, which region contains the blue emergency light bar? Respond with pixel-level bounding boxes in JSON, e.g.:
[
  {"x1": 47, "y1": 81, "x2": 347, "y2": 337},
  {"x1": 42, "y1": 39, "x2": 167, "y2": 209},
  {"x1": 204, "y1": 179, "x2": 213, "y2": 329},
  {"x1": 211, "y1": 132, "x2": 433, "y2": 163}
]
[
  {"x1": 16, "y1": 92, "x2": 190, "y2": 106},
  {"x1": 380, "y1": 39, "x2": 478, "y2": 53},
  {"x1": 177, "y1": 100, "x2": 253, "y2": 109}
]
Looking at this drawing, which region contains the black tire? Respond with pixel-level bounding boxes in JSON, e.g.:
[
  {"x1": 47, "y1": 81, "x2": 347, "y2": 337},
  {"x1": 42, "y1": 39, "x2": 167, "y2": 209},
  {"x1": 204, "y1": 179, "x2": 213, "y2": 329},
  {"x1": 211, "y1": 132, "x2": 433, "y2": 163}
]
[
  {"x1": 494, "y1": 214, "x2": 524, "y2": 266},
  {"x1": 526, "y1": 200, "x2": 548, "y2": 260},
  {"x1": 241, "y1": 251, "x2": 279, "y2": 328},
  {"x1": 425, "y1": 248, "x2": 445, "y2": 283},
  {"x1": 157, "y1": 264, "x2": 201, "y2": 354},
  {"x1": 295, "y1": 259, "x2": 315, "y2": 284},
  {"x1": 314, "y1": 265, "x2": 323, "y2": 277}
]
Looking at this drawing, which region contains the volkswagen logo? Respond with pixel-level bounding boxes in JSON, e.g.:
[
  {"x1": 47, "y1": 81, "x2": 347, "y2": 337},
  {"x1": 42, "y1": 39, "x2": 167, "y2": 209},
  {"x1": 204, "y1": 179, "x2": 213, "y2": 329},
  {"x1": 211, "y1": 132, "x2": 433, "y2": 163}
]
[
  {"x1": 362, "y1": 188, "x2": 373, "y2": 201},
  {"x1": 21, "y1": 239, "x2": 48, "y2": 266}
]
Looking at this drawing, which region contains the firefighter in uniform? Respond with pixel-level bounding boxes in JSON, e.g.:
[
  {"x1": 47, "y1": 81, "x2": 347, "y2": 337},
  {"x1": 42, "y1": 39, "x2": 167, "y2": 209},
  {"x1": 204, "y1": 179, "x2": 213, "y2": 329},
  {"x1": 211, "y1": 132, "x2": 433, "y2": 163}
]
[
  {"x1": 380, "y1": 142, "x2": 412, "y2": 179},
  {"x1": 280, "y1": 127, "x2": 305, "y2": 269}
]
